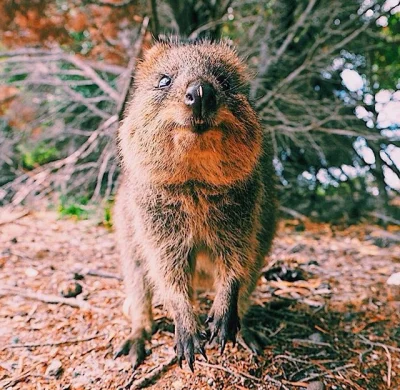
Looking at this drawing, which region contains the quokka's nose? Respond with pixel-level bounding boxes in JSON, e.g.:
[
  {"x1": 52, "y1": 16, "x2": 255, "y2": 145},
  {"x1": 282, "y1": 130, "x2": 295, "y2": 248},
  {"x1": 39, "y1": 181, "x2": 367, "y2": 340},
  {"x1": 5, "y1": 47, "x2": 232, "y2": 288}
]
[{"x1": 184, "y1": 82, "x2": 217, "y2": 119}]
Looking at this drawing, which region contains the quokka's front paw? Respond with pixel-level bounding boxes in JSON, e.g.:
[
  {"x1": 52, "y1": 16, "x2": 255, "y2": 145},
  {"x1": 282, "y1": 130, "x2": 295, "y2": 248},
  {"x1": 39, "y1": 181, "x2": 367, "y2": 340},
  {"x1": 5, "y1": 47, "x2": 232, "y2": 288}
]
[
  {"x1": 174, "y1": 322, "x2": 207, "y2": 372},
  {"x1": 114, "y1": 332, "x2": 147, "y2": 369},
  {"x1": 206, "y1": 306, "x2": 241, "y2": 354}
]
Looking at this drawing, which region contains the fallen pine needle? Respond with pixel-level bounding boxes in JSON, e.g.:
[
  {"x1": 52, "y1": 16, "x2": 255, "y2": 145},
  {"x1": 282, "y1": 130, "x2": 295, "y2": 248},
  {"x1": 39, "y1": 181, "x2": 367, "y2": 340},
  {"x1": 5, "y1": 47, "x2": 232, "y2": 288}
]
[
  {"x1": 86, "y1": 269, "x2": 122, "y2": 281},
  {"x1": 281, "y1": 379, "x2": 309, "y2": 387},
  {"x1": 197, "y1": 361, "x2": 263, "y2": 384},
  {"x1": 292, "y1": 338, "x2": 332, "y2": 348},
  {"x1": 301, "y1": 363, "x2": 355, "y2": 382},
  {"x1": 383, "y1": 345, "x2": 392, "y2": 388}
]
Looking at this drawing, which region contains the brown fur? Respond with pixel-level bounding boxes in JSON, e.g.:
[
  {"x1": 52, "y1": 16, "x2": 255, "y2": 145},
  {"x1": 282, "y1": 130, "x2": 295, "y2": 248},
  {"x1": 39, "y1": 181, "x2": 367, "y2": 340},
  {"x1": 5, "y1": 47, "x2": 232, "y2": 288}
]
[{"x1": 114, "y1": 40, "x2": 277, "y2": 370}]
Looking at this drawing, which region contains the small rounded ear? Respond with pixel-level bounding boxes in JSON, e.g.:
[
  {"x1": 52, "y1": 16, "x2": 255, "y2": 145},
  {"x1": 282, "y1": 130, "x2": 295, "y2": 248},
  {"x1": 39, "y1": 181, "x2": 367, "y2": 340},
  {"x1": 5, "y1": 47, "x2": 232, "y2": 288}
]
[{"x1": 142, "y1": 42, "x2": 170, "y2": 63}]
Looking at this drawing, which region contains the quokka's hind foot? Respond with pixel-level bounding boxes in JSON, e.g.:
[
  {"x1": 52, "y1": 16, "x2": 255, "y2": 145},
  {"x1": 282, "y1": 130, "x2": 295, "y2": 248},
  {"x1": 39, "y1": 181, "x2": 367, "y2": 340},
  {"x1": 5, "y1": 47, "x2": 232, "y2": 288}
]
[
  {"x1": 238, "y1": 325, "x2": 269, "y2": 355},
  {"x1": 114, "y1": 331, "x2": 148, "y2": 369},
  {"x1": 174, "y1": 320, "x2": 207, "y2": 372},
  {"x1": 206, "y1": 307, "x2": 241, "y2": 354},
  {"x1": 206, "y1": 279, "x2": 241, "y2": 354}
]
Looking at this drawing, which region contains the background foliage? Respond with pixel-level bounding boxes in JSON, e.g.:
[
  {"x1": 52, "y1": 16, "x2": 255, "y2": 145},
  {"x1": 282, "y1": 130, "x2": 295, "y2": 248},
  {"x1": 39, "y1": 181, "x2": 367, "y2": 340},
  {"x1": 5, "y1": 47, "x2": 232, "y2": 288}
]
[{"x1": 0, "y1": 0, "x2": 399, "y2": 223}]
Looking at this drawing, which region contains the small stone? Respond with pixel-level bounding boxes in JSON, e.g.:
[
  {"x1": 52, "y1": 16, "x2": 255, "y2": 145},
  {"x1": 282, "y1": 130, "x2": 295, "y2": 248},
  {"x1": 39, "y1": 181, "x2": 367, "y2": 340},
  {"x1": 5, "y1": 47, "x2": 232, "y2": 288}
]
[
  {"x1": 307, "y1": 381, "x2": 325, "y2": 390},
  {"x1": 59, "y1": 281, "x2": 83, "y2": 298},
  {"x1": 290, "y1": 243, "x2": 306, "y2": 253},
  {"x1": 25, "y1": 267, "x2": 39, "y2": 277},
  {"x1": 45, "y1": 359, "x2": 63, "y2": 377},
  {"x1": 35, "y1": 249, "x2": 49, "y2": 259},
  {"x1": 309, "y1": 332, "x2": 323, "y2": 343},
  {"x1": 387, "y1": 273, "x2": 400, "y2": 301},
  {"x1": 387, "y1": 273, "x2": 400, "y2": 286},
  {"x1": 207, "y1": 378, "x2": 214, "y2": 386},
  {"x1": 172, "y1": 379, "x2": 184, "y2": 389}
]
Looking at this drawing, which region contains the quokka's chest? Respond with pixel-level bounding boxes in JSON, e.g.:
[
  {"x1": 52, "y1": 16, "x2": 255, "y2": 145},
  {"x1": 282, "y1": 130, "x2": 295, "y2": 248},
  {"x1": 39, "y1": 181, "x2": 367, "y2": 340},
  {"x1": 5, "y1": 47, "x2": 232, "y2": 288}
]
[
  {"x1": 142, "y1": 186, "x2": 257, "y2": 247},
  {"x1": 142, "y1": 190, "x2": 229, "y2": 237}
]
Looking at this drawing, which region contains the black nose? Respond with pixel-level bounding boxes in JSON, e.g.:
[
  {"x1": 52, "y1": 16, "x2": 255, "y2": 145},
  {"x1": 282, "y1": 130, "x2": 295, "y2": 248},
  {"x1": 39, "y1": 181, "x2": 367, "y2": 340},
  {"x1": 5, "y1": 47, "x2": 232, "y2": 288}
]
[{"x1": 184, "y1": 82, "x2": 217, "y2": 119}]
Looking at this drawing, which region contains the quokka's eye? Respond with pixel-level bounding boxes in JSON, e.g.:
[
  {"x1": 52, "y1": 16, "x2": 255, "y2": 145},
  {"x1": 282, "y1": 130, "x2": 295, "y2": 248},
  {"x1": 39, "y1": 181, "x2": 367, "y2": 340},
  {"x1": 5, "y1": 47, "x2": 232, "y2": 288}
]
[
  {"x1": 216, "y1": 75, "x2": 230, "y2": 91},
  {"x1": 158, "y1": 75, "x2": 172, "y2": 88}
]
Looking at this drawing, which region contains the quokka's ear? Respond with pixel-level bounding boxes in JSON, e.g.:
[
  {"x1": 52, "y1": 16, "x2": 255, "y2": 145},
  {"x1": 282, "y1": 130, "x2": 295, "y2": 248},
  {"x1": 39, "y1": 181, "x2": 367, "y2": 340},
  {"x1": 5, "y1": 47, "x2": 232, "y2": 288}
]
[{"x1": 141, "y1": 41, "x2": 171, "y2": 63}]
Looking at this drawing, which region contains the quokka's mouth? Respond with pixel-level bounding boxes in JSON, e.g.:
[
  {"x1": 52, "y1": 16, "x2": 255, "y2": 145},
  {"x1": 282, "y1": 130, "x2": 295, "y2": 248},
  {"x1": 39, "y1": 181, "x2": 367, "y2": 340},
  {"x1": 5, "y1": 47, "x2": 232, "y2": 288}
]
[
  {"x1": 189, "y1": 117, "x2": 217, "y2": 134},
  {"x1": 172, "y1": 113, "x2": 224, "y2": 134}
]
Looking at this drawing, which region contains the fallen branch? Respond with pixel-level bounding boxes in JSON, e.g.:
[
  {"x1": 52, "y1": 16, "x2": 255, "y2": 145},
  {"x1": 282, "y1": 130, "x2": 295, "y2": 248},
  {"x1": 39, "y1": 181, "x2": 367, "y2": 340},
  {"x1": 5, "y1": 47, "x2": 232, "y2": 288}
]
[{"x1": 0, "y1": 286, "x2": 94, "y2": 311}]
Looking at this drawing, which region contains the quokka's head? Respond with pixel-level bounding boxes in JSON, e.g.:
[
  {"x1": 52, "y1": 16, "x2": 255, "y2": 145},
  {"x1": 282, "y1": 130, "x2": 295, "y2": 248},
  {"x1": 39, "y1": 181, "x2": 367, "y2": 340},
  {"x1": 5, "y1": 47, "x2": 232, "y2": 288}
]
[{"x1": 119, "y1": 39, "x2": 263, "y2": 187}]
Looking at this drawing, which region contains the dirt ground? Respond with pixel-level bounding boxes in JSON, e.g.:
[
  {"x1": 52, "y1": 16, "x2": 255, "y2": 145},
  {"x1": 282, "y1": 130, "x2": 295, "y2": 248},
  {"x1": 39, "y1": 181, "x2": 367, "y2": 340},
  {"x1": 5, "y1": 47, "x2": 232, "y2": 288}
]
[{"x1": 0, "y1": 209, "x2": 399, "y2": 390}]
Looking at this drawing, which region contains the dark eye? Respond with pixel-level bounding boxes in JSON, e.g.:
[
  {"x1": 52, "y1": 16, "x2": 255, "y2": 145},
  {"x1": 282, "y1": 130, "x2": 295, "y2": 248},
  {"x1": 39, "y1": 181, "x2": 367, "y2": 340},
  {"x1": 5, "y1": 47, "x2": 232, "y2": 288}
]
[
  {"x1": 216, "y1": 75, "x2": 230, "y2": 91},
  {"x1": 158, "y1": 75, "x2": 171, "y2": 88}
]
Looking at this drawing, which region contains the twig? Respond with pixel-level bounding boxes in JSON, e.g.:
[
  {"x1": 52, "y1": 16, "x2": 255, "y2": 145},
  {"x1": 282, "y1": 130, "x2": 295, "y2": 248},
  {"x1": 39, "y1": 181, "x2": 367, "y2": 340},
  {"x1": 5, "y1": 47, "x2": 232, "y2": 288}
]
[
  {"x1": 68, "y1": 56, "x2": 120, "y2": 102},
  {"x1": 301, "y1": 363, "x2": 355, "y2": 382},
  {"x1": 2, "y1": 333, "x2": 105, "y2": 350},
  {"x1": 279, "y1": 206, "x2": 307, "y2": 221},
  {"x1": 263, "y1": 0, "x2": 318, "y2": 74},
  {"x1": 10, "y1": 115, "x2": 118, "y2": 205},
  {"x1": 117, "y1": 16, "x2": 150, "y2": 119},
  {"x1": 274, "y1": 355, "x2": 311, "y2": 365},
  {"x1": 92, "y1": 149, "x2": 113, "y2": 201},
  {"x1": 0, "y1": 361, "x2": 43, "y2": 388},
  {"x1": 126, "y1": 355, "x2": 177, "y2": 389},
  {"x1": 7, "y1": 250, "x2": 35, "y2": 261},
  {"x1": 358, "y1": 335, "x2": 400, "y2": 353},
  {"x1": 197, "y1": 361, "x2": 262, "y2": 383},
  {"x1": 382, "y1": 344, "x2": 392, "y2": 388},
  {"x1": 86, "y1": 269, "x2": 123, "y2": 281},
  {"x1": 264, "y1": 374, "x2": 290, "y2": 390},
  {"x1": 292, "y1": 338, "x2": 333, "y2": 348},
  {"x1": 85, "y1": 0, "x2": 136, "y2": 7},
  {"x1": 281, "y1": 379, "x2": 309, "y2": 387},
  {"x1": 149, "y1": 0, "x2": 159, "y2": 37},
  {"x1": 261, "y1": 312, "x2": 310, "y2": 330},
  {"x1": 358, "y1": 336, "x2": 394, "y2": 388},
  {"x1": 367, "y1": 212, "x2": 400, "y2": 226},
  {"x1": 0, "y1": 286, "x2": 95, "y2": 311},
  {"x1": 0, "y1": 208, "x2": 30, "y2": 225}
]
